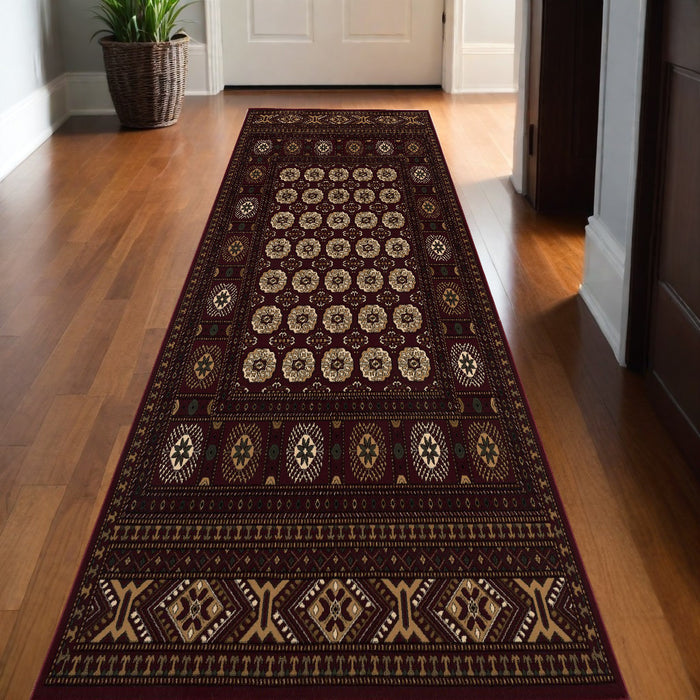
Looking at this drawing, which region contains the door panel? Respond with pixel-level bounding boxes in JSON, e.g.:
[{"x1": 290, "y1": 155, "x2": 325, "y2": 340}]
[
  {"x1": 249, "y1": 0, "x2": 312, "y2": 40},
  {"x1": 223, "y1": 0, "x2": 443, "y2": 86},
  {"x1": 646, "y1": 0, "x2": 700, "y2": 465}
]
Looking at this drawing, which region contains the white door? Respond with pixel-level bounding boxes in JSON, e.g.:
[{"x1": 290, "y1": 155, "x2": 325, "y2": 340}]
[{"x1": 222, "y1": 0, "x2": 444, "y2": 86}]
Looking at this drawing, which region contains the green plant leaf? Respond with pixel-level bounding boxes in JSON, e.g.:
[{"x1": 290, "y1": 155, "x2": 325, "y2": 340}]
[{"x1": 92, "y1": 0, "x2": 196, "y2": 42}]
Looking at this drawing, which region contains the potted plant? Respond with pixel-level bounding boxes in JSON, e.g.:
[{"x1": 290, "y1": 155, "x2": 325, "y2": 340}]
[{"x1": 93, "y1": 0, "x2": 194, "y2": 128}]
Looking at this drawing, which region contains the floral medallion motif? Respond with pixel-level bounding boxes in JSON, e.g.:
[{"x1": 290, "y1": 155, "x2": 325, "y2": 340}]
[
  {"x1": 282, "y1": 348, "x2": 315, "y2": 383},
  {"x1": 259, "y1": 269, "x2": 287, "y2": 294},
  {"x1": 324, "y1": 269, "x2": 352, "y2": 293},
  {"x1": 355, "y1": 237, "x2": 381, "y2": 259},
  {"x1": 327, "y1": 212, "x2": 351, "y2": 230},
  {"x1": 265, "y1": 238, "x2": 291, "y2": 259},
  {"x1": 304, "y1": 167, "x2": 325, "y2": 182},
  {"x1": 359, "y1": 347, "x2": 392, "y2": 382},
  {"x1": 356, "y1": 268, "x2": 384, "y2": 293},
  {"x1": 287, "y1": 305, "x2": 318, "y2": 334},
  {"x1": 187, "y1": 345, "x2": 221, "y2": 389},
  {"x1": 326, "y1": 238, "x2": 351, "y2": 259},
  {"x1": 410, "y1": 164, "x2": 431, "y2": 183},
  {"x1": 352, "y1": 167, "x2": 373, "y2": 182},
  {"x1": 206, "y1": 284, "x2": 237, "y2": 317},
  {"x1": 358, "y1": 305, "x2": 388, "y2": 333},
  {"x1": 224, "y1": 237, "x2": 247, "y2": 262},
  {"x1": 296, "y1": 238, "x2": 322, "y2": 259},
  {"x1": 314, "y1": 140, "x2": 332, "y2": 156},
  {"x1": 329, "y1": 188, "x2": 350, "y2": 204},
  {"x1": 321, "y1": 348, "x2": 354, "y2": 382},
  {"x1": 467, "y1": 422, "x2": 509, "y2": 482},
  {"x1": 254, "y1": 139, "x2": 272, "y2": 154},
  {"x1": 275, "y1": 188, "x2": 298, "y2": 204},
  {"x1": 299, "y1": 212, "x2": 323, "y2": 230},
  {"x1": 451, "y1": 343, "x2": 486, "y2": 388},
  {"x1": 302, "y1": 188, "x2": 324, "y2": 204},
  {"x1": 270, "y1": 211, "x2": 294, "y2": 230},
  {"x1": 292, "y1": 269, "x2": 320, "y2": 293},
  {"x1": 426, "y1": 235, "x2": 452, "y2": 261},
  {"x1": 159, "y1": 423, "x2": 204, "y2": 484},
  {"x1": 410, "y1": 422, "x2": 449, "y2": 482},
  {"x1": 379, "y1": 188, "x2": 401, "y2": 204},
  {"x1": 385, "y1": 236, "x2": 410, "y2": 257},
  {"x1": 235, "y1": 197, "x2": 258, "y2": 219},
  {"x1": 393, "y1": 304, "x2": 423, "y2": 333},
  {"x1": 243, "y1": 348, "x2": 276, "y2": 383},
  {"x1": 328, "y1": 167, "x2": 349, "y2": 182},
  {"x1": 398, "y1": 347, "x2": 431, "y2": 381},
  {"x1": 287, "y1": 423, "x2": 324, "y2": 483},
  {"x1": 353, "y1": 188, "x2": 375, "y2": 204},
  {"x1": 323, "y1": 305, "x2": 353, "y2": 334},
  {"x1": 389, "y1": 268, "x2": 416, "y2": 292},
  {"x1": 355, "y1": 212, "x2": 378, "y2": 230},
  {"x1": 350, "y1": 422, "x2": 386, "y2": 482},
  {"x1": 377, "y1": 167, "x2": 397, "y2": 181},
  {"x1": 382, "y1": 212, "x2": 405, "y2": 230},
  {"x1": 251, "y1": 305, "x2": 282, "y2": 334},
  {"x1": 222, "y1": 423, "x2": 262, "y2": 484},
  {"x1": 437, "y1": 282, "x2": 467, "y2": 315},
  {"x1": 279, "y1": 167, "x2": 300, "y2": 182}
]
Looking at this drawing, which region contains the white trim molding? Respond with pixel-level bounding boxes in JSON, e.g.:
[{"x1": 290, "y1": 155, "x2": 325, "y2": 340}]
[
  {"x1": 580, "y1": 0, "x2": 647, "y2": 366},
  {"x1": 453, "y1": 42, "x2": 517, "y2": 94},
  {"x1": 442, "y1": 0, "x2": 463, "y2": 93},
  {"x1": 204, "y1": 0, "x2": 224, "y2": 93},
  {"x1": 580, "y1": 216, "x2": 626, "y2": 362},
  {"x1": 65, "y1": 43, "x2": 211, "y2": 116},
  {"x1": 0, "y1": 76, "x2": 69, "y2": 182},
  {"x1": 66, "y1": 73, "x2": 114, "y2": 115}
]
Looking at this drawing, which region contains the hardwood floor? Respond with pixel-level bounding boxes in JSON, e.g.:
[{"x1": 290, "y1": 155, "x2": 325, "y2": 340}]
[{"x1": 0, "y1": 91, "x2": 697, "y2": 699}]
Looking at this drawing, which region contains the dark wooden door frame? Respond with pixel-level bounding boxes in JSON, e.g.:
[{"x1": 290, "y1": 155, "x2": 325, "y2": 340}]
[
  {"x1": 628, "y1": 0, "x2": 700, "y2": 470},
  {"x1": 627, "y1": 0, "x2": 664, "y2": 372}
]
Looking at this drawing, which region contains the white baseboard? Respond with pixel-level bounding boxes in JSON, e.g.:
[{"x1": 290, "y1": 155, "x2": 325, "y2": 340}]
[
  {"x1": 67, "y1": 42, "x2": 210, "y2": 113},
  {"x1": 579, "y1": 216, "x2": 627, "y2": 365},
  {"x1": 0, "y1": 76, "x2": 69, "y2": 182},
  {"x1": 67, "y1": 73, "x2": 115, "y2": 115},
  {"x1": 456, "y1": 42, "x2": 517, "y2": 94}
]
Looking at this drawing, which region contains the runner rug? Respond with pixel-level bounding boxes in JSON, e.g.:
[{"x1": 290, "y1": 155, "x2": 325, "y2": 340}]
[{"x1": 34, "y1": 109, "x2": 626, "y2": 699}]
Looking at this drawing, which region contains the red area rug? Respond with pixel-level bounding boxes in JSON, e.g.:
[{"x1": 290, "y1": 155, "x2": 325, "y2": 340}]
[{"x1": 33, "y1": 109, "x2": 626, "y2": 699}]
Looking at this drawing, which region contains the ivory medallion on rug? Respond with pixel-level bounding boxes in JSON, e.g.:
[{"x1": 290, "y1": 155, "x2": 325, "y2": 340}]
[{"x1": 33, "y1": 109, "x2": 626, "y2": 699}]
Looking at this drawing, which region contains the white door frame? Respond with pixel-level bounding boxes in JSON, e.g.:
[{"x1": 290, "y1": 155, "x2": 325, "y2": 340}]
[{"x1": 204, "y1": 0, "x2": 458, "y2": 93}]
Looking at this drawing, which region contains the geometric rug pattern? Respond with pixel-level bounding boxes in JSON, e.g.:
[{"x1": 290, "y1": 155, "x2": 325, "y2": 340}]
[{"x1": 33, "y1": 109, "x2": 626, "y2": 699}]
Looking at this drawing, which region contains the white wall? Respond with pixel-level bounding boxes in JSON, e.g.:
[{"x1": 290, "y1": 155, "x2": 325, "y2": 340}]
[
  {"x1": 0, "y1": 0, "x2": 64, "y2": 112},
  {"x1": 451, "y1": 0, "x2": 518, "y2": 93},
  {"x1": 0, "y1": 0, "x2": 66, "y2": 180},
  {"x1": 580, "y1": 0, "x2": 647, "y2": 364}
]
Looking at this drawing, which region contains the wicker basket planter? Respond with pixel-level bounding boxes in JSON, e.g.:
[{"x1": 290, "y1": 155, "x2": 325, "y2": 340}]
[{"x1": 100, "y1": 34, "x2": 189, "y2": 129}]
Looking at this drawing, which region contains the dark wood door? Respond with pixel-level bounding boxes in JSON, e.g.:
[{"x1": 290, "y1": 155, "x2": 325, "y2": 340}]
[
  {"x1": 634, "y1": 0, "x2": 700, "y2": 466},
  {"x1": 525, "y1": 0, "x2": 602, "y2": 213}
]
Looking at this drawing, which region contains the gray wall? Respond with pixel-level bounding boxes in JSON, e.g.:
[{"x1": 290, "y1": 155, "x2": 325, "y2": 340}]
[
  {"x1": 0, "y1": 0, "x2": 64, "y2": 113},
  {"x1": 462, "y1": 0, "x2": 516, "y2": 44},
  {"x1": 56, "y1": 0, "x2": 205, "y2": 74}
]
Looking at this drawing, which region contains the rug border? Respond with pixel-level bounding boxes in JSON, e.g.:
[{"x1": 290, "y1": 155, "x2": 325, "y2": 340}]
[{"x1": 31, "y1": 107, "x2": 628, "y2": 700}]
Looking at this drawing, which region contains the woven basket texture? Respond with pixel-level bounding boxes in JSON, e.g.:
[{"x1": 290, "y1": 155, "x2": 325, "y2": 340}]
[{"x1": 100, "y1": 35, "x2": 189, "y2": 129}]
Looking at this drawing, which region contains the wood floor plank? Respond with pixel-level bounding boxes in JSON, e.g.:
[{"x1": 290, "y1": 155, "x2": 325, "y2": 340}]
[{"x1": 0, "y1": 485, "x2": 65, "y2": 610}]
